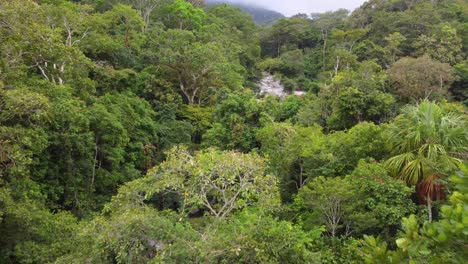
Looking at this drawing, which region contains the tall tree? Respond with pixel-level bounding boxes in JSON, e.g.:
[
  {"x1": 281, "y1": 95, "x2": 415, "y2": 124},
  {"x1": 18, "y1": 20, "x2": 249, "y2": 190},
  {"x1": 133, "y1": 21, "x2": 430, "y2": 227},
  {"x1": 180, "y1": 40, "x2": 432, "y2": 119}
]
[
  {"x1": 385, "y1": 100, "x2": 467, "y2": 221},
  {"x1": 107, "y1": 146, "x2": 280, "y2": 218},
  {"x1": 387, "y1": 55, "x2": 456, "y2": 102},
  {"x1": 361, "y1": 163, "x2": 468, "y2": 263},
  {"x1": 122, "y1": 0, "x2": 163, "y2": 32},
  {"x1": 164, "y1": 0, "x2": 205, "y2": 30},
  {"x1": 156, "y1": 29, "x2": 243, "y2": 105},
  {"x1": 310, "y1": 9, "x2": 349, "y2": 70},
  {"x1": 414, "y1": 24, "x2": 463, "y2": 65},
  {"x1": 385, "y1": 32, "x2": 407, "y2": 66}
]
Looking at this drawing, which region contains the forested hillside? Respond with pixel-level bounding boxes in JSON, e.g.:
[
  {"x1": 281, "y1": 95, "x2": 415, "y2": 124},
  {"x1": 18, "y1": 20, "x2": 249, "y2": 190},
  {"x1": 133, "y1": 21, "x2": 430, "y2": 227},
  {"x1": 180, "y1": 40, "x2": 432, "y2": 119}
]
[
  {"x1": 0, "y1": 0, "x2": 467, "y2": 263},
  {"x1": 206, "y1": 1, "x2": 285, "y2": 24}
]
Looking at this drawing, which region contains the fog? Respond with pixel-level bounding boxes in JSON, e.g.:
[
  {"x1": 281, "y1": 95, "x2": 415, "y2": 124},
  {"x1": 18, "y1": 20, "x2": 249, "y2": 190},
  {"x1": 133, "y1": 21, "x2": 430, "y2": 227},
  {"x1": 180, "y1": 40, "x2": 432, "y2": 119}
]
[{"x1": 209, "y1": 0, "x2": 367, "y2": 16}]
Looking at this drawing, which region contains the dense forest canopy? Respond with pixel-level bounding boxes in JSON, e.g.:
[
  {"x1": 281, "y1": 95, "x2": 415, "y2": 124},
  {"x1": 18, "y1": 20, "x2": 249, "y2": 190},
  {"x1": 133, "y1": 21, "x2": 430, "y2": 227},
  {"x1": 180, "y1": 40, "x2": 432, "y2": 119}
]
[{"x1": 0, "y1": 0, "x2": 467, "y2": 263}]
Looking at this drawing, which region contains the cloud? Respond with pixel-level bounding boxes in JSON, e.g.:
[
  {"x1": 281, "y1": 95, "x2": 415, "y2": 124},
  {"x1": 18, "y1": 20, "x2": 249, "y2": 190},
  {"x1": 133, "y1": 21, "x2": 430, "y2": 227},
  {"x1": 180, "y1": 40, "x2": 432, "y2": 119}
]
[{"x1": 210, "y1": 0, "x2": 367, "y2": 16}]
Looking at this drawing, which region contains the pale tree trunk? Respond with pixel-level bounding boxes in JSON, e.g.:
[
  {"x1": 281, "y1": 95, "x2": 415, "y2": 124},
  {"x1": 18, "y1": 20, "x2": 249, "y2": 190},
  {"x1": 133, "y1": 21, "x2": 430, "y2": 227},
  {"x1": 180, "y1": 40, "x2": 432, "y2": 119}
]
[
  {"x1": 179, "y1": 81, "x2": 194, "y2": 105},
  {"x1": 322, "y1": 197, "x2": 342, "y2": 238},
  {"x1": 427, "y1": 193, "x2": 432, "y2": 222},
  {"x1": 334, "y1": 56, "x2": 340, "y2": 77}
]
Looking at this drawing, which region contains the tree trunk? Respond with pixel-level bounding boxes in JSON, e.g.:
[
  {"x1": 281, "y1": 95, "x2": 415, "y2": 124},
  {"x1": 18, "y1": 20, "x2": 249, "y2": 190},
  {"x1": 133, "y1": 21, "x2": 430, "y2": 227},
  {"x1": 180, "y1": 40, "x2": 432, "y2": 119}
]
[
  {"x1": 90, "y1": 139, "x2": 98, "y2": 191},
  {"x1": 298, "y1": 160, "x2": 305, "y2": 189},
  {"x1": 334, "y1": 56, "x2": 340, "y2": 77},
  {"x1": 180, "y1": 80, "x2": 194, "y2": 105},
  {"x1": 427, "y1": 193, "x2": 432, "y2": 222},
  {"x1": 124, "y1": 27, "x2": 130, "y2": 48}
]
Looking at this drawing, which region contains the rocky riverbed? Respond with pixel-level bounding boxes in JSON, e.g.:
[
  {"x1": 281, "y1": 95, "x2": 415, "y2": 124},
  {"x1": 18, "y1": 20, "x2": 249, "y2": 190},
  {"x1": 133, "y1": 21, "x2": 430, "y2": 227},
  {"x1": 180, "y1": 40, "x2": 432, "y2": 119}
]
[{"x1": 258, "y1": 73, "x2": 306, "y2": 97}]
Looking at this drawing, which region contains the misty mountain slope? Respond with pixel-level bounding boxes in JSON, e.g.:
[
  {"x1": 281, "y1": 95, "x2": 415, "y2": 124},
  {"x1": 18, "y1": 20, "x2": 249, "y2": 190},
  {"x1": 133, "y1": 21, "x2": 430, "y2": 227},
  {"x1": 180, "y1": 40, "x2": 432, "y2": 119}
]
[{"x1": 206, "y1": 0, "x2": 285, "y2": 24}]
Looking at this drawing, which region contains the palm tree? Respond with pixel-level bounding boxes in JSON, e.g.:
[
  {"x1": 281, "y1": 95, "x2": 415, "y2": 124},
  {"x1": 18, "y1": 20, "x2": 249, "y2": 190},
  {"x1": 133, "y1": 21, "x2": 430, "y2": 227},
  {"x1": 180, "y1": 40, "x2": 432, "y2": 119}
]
[{"x1": 385, "y1": 100, "x2": 467, "y2": 221}]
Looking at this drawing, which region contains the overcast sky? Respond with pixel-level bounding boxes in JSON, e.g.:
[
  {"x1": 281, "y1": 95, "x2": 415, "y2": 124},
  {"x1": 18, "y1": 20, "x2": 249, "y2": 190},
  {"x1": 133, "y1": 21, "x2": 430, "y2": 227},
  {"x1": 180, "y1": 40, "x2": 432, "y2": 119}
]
[{"x1": 215, "y1": 0, "x2": 368, "y2": 16}]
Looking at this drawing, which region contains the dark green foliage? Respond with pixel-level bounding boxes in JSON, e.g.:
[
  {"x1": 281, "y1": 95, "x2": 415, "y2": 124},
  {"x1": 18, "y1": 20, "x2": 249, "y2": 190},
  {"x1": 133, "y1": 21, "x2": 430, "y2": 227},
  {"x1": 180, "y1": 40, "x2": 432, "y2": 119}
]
[
  {"x1": 296, "y1": 160, "x2": 415, "y2": 239},
  {"x1": 0, "y1": 188, "x2": 78, "y2": 264},
  {"x1": 281, "y1": 77, "x2": 298, "y2": 92},
  {"x1": 204, "y1": 3, "x2": 261, "y2": 79},
  {"x1": 327, "y1": 122, "x2": 390, "y2": 175},
  {"x1": 347, "y1": 161, "x2": 416, "y2": 238},
  {"x1": 197, "y1": 210, "x2": 325, "y2": 263},
  {"x1": 1, "y1": 0, "x2": 467, "y2": 263},
  {"x1": 203, "y1": 89, "x2": 263, "y2": 151},
  {"x1": 360, "y1": 163, "x2": 468, "y2": 263},
  {"x1": 451, "y1": 61, "x2": 468, "y2": 105},
  {"x1": 57, "y1": 209, "x2": 200, "y2": 264}
]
